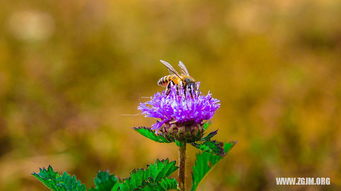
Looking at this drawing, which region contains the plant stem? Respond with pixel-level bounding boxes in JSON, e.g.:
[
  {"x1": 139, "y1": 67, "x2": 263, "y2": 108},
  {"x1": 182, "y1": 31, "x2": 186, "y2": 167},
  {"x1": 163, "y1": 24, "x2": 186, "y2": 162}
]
[{"x1": 179, "y1": 142, "x2": 186, "y2": 191}]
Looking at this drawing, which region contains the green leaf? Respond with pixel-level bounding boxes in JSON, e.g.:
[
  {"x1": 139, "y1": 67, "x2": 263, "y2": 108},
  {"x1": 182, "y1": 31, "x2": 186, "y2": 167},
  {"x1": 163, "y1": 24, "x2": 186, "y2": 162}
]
[
  {"x1": 156, "y1": 178, "x2": 178, "y2": 191},
  {"x1": 175, "y1": 140, "x2": 184, "y2": 147},
  {"x1": 202, "y1": 122, "x2": 211, "y2": 130},
  {"x1": 89, "y1": 171, "x2": 118, "y2": 191},
  {"x1": 33, "y1": 166, "x2": 87, "y2": 191},
  {"x1": 114, "y1": 159, "x2": 179, "y2": 191},
  {"x1": 191, "y1": 142, "x2": 236, "y2": 191},
  {"x1": 191, "y1": 140, "x2": 224, "y2": 156},
  {"x1": 134, "y1": 127, "x2": 172, "y2": 143},
  {"x1": 140, "y1": 178, "x2": 178, "y2": 191},
  {"x1": 201, "y1": 130, "x2": 218, "y2": 141}
]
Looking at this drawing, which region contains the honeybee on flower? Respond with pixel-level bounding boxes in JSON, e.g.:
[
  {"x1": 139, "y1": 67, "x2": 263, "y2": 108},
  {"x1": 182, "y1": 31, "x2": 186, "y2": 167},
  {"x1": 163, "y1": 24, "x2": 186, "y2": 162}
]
[{"x1": 157, "y1": 60, "x2": 198, "y2": 94}]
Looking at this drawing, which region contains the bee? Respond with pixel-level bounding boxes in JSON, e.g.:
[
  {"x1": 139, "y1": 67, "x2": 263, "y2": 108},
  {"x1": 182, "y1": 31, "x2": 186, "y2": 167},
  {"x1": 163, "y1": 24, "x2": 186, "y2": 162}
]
[{"x1": 157, "y1": 60, "x2": 197, "y2": 94}]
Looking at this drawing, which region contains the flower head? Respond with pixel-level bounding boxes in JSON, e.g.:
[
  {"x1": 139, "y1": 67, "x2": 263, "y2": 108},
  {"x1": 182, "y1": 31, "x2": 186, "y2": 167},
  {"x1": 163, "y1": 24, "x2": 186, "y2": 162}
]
[{"x1": 138, "y1": 83, "x2": 220, "y2": 142}]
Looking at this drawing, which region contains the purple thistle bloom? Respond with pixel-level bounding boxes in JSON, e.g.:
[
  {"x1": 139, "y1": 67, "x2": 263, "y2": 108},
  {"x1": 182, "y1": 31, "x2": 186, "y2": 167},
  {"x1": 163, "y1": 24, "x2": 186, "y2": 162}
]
[{"x1": 138, "y1": 83, "x2": 220, "y2": 132}]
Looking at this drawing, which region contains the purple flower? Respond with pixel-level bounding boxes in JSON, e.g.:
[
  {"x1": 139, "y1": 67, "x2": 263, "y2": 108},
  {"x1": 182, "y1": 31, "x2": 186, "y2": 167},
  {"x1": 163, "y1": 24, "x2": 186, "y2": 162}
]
[{"x1": 138, "y1": 83, "x2": 220, "y2": 132}]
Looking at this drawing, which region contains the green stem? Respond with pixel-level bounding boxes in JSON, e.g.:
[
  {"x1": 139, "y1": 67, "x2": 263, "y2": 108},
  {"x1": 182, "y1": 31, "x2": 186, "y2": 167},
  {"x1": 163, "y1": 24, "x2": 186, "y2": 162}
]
[{"x1": 179, "y1": 142, "x2": 186, "y2": 191}]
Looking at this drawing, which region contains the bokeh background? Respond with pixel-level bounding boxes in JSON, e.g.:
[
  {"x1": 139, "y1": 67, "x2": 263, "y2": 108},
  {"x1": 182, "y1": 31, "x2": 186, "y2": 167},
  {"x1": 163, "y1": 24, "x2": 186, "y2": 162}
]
[{"x1": 1, "y1": 0, "x2": 341, "y2": 190}]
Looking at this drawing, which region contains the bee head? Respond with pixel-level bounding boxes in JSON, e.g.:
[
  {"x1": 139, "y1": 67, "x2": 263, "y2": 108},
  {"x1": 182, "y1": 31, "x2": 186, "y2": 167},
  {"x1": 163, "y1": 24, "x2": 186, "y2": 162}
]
[
  {"x1": 183, "y1": 78, "x2": 197, "y2": 92},
  {"x1": 184, "y1": 78, "x2": 192, "y2": 84}
]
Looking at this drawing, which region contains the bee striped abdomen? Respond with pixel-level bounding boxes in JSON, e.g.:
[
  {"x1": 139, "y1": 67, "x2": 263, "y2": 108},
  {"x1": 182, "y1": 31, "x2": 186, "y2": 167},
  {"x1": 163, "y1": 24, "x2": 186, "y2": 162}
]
[
  {"x1": 157, "y1": 75, "x2": 179, "y2": 87},
  {"x1": 157, "y1": 75, "x2": 170, "y2": 87}
]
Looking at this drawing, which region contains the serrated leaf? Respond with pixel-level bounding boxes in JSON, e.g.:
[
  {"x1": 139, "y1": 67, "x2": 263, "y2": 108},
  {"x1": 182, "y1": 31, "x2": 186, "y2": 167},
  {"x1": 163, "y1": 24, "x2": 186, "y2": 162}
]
[
  {"x1": 191, "y1": 140, "x2": 224, "y2": 156},
  {"x1": 191, "y1": 142, "x2": 236, "y2": 191},
  {"x1": 89, "y1": 171, "x2": 118, "y2": 191},
  {"x1": 140, "y1": 178, "x2": 178, "y2": 191},
  {"x1": 134, "y1": 127, "x2": 172, "y2": 143},
  {"x1": 33, "y1": 166, "x2": 87, "y2": 191},
  {"x1": 201, "y1": 130, "x2": 218, "y2": 141},
  {"x1": 114, "y1": 159, "x2": 179, "y2": 191}
]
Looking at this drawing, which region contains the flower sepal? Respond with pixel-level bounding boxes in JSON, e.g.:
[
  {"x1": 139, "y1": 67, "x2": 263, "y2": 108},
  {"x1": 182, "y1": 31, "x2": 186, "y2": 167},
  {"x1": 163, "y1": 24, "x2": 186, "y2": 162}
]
[{"x1": 158, "y1": 122, "x2": 205, "y2": 143}]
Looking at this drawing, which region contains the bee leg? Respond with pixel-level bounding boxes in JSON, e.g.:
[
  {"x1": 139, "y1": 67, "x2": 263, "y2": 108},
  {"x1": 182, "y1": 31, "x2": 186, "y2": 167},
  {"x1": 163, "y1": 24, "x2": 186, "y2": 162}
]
[
  {"x1": 183, "y1": 85, "x2": 192, "y2": 98},
  {"x1": 188, "y1": 83, "x2": 195, "y2": 98},
  {"x1": 166, "y1": 84, "x2": 171, "y2": 95},
  {"x1": 183, "y1": 85, "x2": 187, "y2": 97},
  {"x1": 166, "y1": 81, "x2": 175, "y2": 95},
  {"x1": 189, "y1": 85, "x2": 194, "y2": 98}
]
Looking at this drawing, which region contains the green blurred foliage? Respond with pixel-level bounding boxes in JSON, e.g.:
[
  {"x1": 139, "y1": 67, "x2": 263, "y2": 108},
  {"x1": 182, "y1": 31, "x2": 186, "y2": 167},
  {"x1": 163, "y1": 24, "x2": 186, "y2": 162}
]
[{"x1": 0, "y1": 0, "x2": 341, "y2": 190}]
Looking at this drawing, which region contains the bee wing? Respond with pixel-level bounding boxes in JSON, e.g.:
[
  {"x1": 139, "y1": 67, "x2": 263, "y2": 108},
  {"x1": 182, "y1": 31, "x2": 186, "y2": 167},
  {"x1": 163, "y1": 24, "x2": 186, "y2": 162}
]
[
  {"x1": 178, "y1": 61, "x2": 190, "y2": 75},
  {"x1": 160, "y1": 60, "x2": 181, "y2": 77}
]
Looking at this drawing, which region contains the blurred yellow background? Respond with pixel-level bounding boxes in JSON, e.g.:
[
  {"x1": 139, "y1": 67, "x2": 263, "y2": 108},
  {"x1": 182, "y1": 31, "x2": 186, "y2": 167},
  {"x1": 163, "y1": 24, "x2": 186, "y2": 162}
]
[{"x1": 0, "y1": 0, "x2": 340, "y2": 190}]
